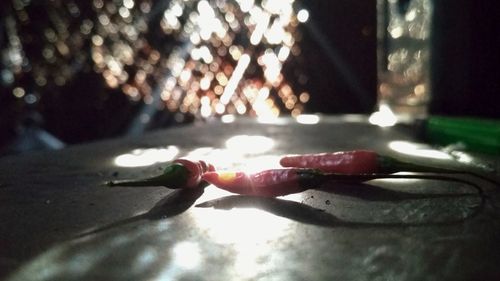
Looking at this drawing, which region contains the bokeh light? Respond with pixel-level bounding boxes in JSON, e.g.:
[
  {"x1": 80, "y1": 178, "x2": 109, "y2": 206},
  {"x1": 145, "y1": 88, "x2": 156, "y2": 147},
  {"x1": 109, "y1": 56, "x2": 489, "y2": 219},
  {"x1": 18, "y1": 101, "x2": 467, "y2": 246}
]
[{"x1": 1, "y1": 0, "x2": 310, "y2": 131}]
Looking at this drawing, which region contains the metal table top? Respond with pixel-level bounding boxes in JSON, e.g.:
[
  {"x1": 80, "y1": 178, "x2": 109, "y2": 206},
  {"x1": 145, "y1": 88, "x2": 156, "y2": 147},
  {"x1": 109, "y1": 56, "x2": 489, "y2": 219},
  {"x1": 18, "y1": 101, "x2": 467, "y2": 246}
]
[{"x1": 1, "y1": 115, "x2": 499, "y2": 280}]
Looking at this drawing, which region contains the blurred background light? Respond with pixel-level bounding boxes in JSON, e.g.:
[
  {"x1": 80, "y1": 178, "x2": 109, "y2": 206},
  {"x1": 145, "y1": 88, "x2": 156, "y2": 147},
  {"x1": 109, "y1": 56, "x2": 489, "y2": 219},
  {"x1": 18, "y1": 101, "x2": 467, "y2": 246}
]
[
  {"x1": 225, "y1": 135, "x2": 275, "y2": 155},
  {"x1": 0, "y1": 0, "x2": 384, "y2": 152},
  {"x1": 295, "y1": 114, "x2": 320, "y2": 124},
  {"x1": 114, "y1": 146, "x2": 180, "y2": 167},
  {"x1": 368, "y1": 104, "x2": 397, "y2": 127},
  {"x1": 388, "y1": 140, "x2": 453, "y2": 160}
]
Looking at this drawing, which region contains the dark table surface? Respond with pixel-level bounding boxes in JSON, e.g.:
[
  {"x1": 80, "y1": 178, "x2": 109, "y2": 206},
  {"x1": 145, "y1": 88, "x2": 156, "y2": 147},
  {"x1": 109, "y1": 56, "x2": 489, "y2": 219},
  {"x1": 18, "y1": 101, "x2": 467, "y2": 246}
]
[{"x1": 1, "y1": 115, "x2": 499, "y2": 281}]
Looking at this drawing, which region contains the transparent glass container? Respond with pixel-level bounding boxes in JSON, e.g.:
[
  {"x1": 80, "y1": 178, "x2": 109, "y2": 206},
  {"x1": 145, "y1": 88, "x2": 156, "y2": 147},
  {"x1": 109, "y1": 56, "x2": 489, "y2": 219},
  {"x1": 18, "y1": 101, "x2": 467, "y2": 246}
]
[{"x1": 375, "y1": 0, "x2": 433, "y2": 123}]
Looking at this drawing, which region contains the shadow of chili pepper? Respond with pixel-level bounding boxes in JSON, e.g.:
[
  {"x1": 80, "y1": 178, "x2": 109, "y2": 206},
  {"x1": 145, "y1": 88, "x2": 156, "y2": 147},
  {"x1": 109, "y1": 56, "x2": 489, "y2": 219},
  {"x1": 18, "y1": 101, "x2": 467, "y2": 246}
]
[
  {"x1": 316, "y1": 174, "x2": 499, "y2": 219},
  {"x1": 75, "y1": 186, "x2": 204, "y2": 238},
  {"x1": 315, "y1": 182, "x2": 480, "y2": 202},
  {"x1": 195, "y1": 192, "x2": 486, "y2": 228},
  {"x1": 196, "y1": 195, "x2": 350, "y2": 227}
]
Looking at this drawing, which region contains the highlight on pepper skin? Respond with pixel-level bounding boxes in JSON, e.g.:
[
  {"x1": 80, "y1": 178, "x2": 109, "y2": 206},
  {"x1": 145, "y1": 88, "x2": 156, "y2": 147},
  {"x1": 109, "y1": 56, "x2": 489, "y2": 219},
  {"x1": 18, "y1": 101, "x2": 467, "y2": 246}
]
[
  {"x1": 279, "y1": 150, "x2": 379, "y2": 174},
  {"x1": 201, "y1": 171, "x2": 252, "y2": 195}
]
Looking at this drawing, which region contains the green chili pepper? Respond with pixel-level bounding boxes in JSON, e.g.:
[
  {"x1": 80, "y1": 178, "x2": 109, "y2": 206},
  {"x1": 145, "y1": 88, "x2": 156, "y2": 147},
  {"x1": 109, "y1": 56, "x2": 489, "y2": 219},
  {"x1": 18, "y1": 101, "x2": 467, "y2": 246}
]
[{"x1": 107, "y1": 159, "x2": 214, "y2": 189}]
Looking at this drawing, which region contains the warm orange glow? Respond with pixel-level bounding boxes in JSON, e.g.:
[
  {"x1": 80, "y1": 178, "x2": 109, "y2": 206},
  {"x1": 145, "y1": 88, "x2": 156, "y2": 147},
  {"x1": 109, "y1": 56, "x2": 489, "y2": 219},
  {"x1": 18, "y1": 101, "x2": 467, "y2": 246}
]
[{"x1": 218, "y1": 172, "x2": 237, "y2": 183}]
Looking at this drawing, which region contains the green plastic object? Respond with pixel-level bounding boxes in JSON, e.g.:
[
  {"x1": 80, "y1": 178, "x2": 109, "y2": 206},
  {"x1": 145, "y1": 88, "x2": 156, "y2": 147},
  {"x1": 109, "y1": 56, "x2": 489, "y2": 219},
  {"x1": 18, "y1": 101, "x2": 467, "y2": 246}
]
[{"x1": 425, "y1": 116, "x2": 500, "y2": 154}]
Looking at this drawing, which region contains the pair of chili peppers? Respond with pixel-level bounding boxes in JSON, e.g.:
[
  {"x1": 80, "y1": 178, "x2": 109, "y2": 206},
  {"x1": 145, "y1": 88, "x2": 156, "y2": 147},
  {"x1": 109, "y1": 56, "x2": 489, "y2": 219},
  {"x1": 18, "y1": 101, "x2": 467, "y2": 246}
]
[{"x1": 108, "y1": 150, "x2": 496, "y2": 197}]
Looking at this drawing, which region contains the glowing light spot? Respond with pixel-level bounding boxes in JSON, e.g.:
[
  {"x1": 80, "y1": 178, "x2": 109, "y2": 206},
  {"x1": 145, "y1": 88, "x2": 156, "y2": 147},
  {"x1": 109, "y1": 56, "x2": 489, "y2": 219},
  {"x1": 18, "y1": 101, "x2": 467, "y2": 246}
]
[
  {"x1": 133, "y1": 247, "x2": 157, "y2": 271},
  {"x1": 257, "y1": 114, "x2": 283, "y2": 124},
  {"x1": 369, "y1": 104, "x2": 397, "y2": 127},
  {"x1": 114, "y1": 146, "x2": 179, "y2": 167},
  {"x1": 191, "y1": 48, "x2": 201, "y2": 61},
  {"x1": 221, "y1": 114, "x2": 235, "y2": 123},
  {"x1": 180, "y1": 69, "x2": 191, "y2": 83},
  {"x1": 154, "y1": 240, "x2": 202, "y2": 280},
  {"x1": 236, "y1": 0, "x2": 254, "y2": 13},
  {"x1": 262, "y1": 0, "x2": 294, "y2": 15},
  {"x1": 229, "y1": 45, "x2": 242, "y2": 60},
  {"x1": 119, "y1": 7, "x2": 130, "y2": 18},
  {"x1": 449, "y1": 151, "x2": 474, "y2": 164},
  {"x1": 191, "y1": 207, "x2": 292, "y2": 246},
  {"x1": 190, "y1": 32, "x2": 201, "y2": 44},
  {"x1": 405, "y1": 9, "x2": 417, "y2": 21},
  {"x1": 390, "y1": 26, "x2": 404, "y2": 39},
  {"x1": 218, "y1": 172, "x2": 237, "y2": 183},
  {"x1": 13, "y1": 87, "x2": 25, "y2": 98},
  {"x1": 197, "y1": 0, "x2": 225, "y2": 41},
  {"x1": 171, "y1": 2, "x2": 183, "y2": 17},
  {"x1": 163, "y1": 10, "x2": 180, "y2": 30},
  {"x1": 184, "y1": 147, "x2": 215, "y2": 161},
  {"x1": 242, "y1": 155, "x2": 281, "y2": 173},
  {"x1": 215, "y1": 103, "x2": 225, "y2": 114},
  {"x1": 260, "y1": 51, "x2": 281, "y2": 83},
  {"x1": 98, "y1": 14, "x2": 110, "y2": 26},
  {"x1": 91, "y1": 35, "x2": 103, "y2": 46},
  {"x1": 24, "y1": 94, "x2": 38, "y2": 104},
  {"x1": 216, "y1": 72, "x2": 228, "y2": 86},
  {"x1": 123, "y1": 0, "x2": 134, "y2": 9},
  {"x1": 297, "y1": 9, "x2": 309, "y2": 23},
  {"x1": 225, "y1": 135, "x2": 274, "y2": 154},
  {"x1": 171, "y1": 241, "x2": 201, "y2": 270},
  {"x1": 236, "y1": 101, "x2": 247, "y2": 114},
  {"x1": 220, "y1": 54, "x2": 251, "y2": 104},
  {"x1": 199, "y1": 46, "x2": 214, "y2": 63},
  {"x1": 250, "y1": 11, "x2": 270, "y2": 45},
  {"x1": 414, "y1": 84, "x2": 426, "y2": 96},
  {"x1": 299, "y1": 92, "x2": 310, "y2": 103},
  {"x1": 389, "y1": 141, "x2": 453, "y2": 160},
  {"x1": 277, "y1": 46, "x2": 290, "y2": 61},
  {"x1": 199, "y1": 77, "x2": 210, "y2": 91},
  {"x1": 265, "y1": 19, "x2": 286, "y2": 45},
  {"x1": 295, "y1": 114, "x2": 320, "y2": 125},
  {"x1": 200, "y1": 96, "x2": 212, "y2": 117},
  {"x1": 257, "y1": 87, "x2": 270, "y2": 100}
]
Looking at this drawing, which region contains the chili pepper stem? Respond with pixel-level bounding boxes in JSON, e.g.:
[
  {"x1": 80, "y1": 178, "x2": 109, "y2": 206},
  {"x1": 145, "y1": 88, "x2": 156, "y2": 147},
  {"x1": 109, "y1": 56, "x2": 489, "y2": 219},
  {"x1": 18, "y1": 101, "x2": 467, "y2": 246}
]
[
  {"x1": 380, "y1": 156, "x2": 458, "y2": 174},
  {"x1": 379, "y1": 156, "x2": 499, "y2": 186}
]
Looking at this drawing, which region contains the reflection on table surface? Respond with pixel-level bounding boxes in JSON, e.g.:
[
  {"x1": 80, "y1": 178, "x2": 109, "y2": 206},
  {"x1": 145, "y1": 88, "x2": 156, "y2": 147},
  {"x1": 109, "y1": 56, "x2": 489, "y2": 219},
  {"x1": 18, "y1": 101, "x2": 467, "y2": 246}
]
[{"x1": 1, "y1": 116, "x2": 499, "y2": 281}]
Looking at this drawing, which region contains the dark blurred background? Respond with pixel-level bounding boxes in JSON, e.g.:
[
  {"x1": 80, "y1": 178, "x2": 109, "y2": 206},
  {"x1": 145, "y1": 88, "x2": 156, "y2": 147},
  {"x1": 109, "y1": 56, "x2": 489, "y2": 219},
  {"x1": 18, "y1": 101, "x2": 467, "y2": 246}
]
[{"x1": 0, "y1": 0, "x2": 498, "y2": 154}]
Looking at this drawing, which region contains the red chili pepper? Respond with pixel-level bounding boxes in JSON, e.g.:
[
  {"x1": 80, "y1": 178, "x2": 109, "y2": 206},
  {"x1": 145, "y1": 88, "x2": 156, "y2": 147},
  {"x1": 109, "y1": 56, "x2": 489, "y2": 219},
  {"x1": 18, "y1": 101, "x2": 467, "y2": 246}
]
[
  {"x1": 280, "y1": 150, "x2": 475, "y2": 174},
  {"x1": 201, "y1": 168, "x2": 334, "y2": 197},
  {"x1": 202, "y1": 168, "x2": 487, "y2": 197},
  {"x1": 107, "y1": 159, "x2": 215, "y2": 189},
  {"x1": 280, "y1": 150, "x2": 499, "y2": 186},
  {"x1": 280, "y1": 150, "x2": 379, "y2": 174}
]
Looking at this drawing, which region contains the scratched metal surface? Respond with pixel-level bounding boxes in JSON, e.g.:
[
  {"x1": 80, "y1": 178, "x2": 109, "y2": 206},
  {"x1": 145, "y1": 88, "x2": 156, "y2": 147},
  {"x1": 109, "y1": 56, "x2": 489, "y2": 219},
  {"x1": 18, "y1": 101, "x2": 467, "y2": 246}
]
[{"x1": 1, "y1": 116, "x2": 499, "y2": 281}]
